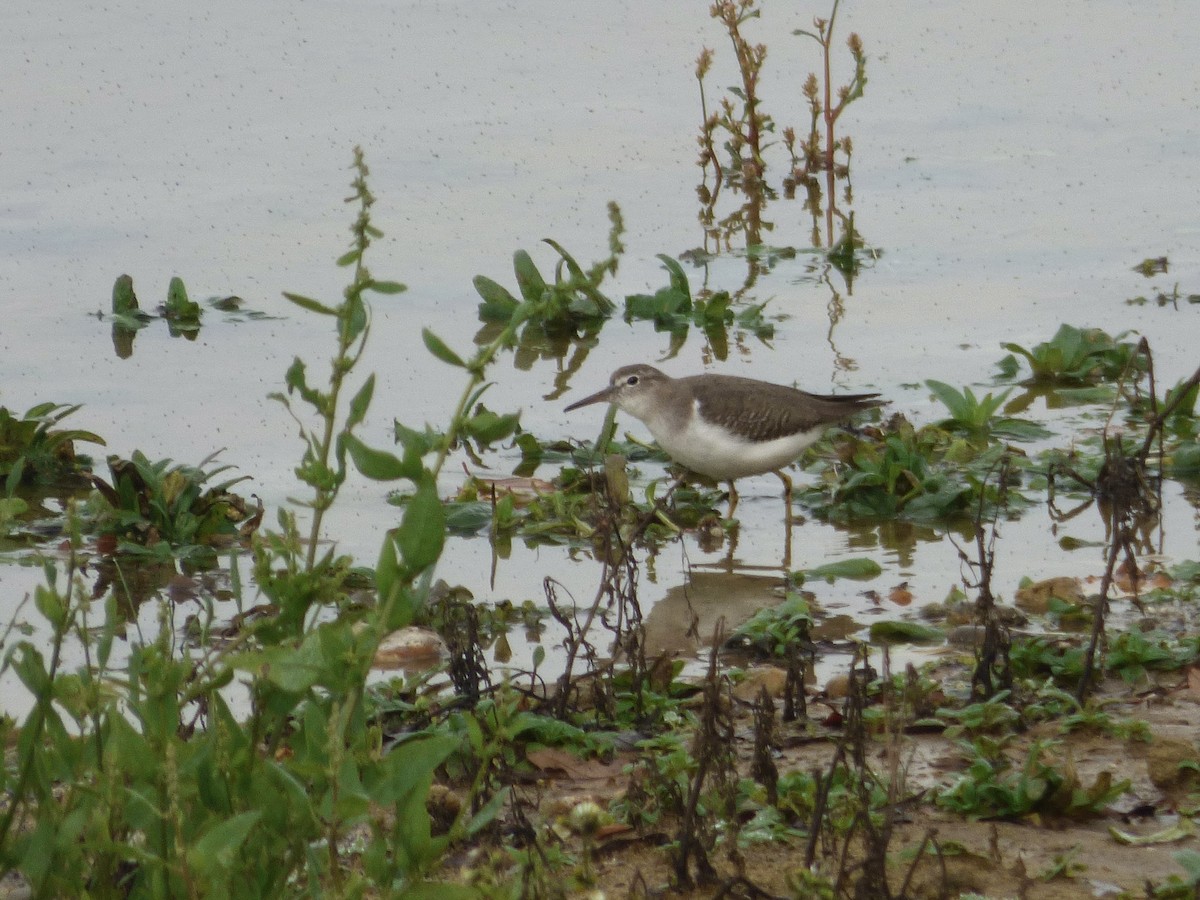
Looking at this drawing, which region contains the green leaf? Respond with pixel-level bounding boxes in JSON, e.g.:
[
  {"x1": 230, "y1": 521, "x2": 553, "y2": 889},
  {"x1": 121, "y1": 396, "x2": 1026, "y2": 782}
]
[
  {"x1": 5, "y1": 462, "x2": 26, "y2": 496},
  {"x1": 394, "y1": 421, "x2": 442, "y2": 460},
  {"x1": 112, "y1": 274, "x2": 138, "y2": 314},
  {"x1": 925, "y1": 379, "x2": 968, "y2": 418},
  {"x1": 346, "y1": 374, "x2": 375, "y2": 430},
  {"x1": 473, "y1": 275, "x2": 519, "y2": 313},
  {"x1": 1170, "y1": 443, "x2": 1200, "y2": 475},
  {"x1": 376, "y1": 531, "x2": 403, "y2": 610},
  {"x1": 444, "y1": 501, "x2": 493, "y2": 536},
  {"x1": 512, "y1": 250, "x2": 548, "y2": 302},
  {"x1": 164, "y1": 276, "x2": 201, "y2": 320},
  {"x1": 994, "y1": 353, "x2": 1021, "y2": 380},
  {"x1": 260, "y1": 631, "x2": 325, "y2": 692},
  {"x1": 422, "y1": 328, "x2": 467, "y2": 368},
  {"x1": 869, "y1": 620, "x2": 944, "y2": 644},
  {"x1": 0, "y1": 497, "x2": 28, "y2": 520},
  {"x1": 463, "y1": 406, "x2": 521, "y2": 445},
  {"x1": 465, "y1": 788, "x2": 507, "y2": 837},
  {"x1": 343, "y1": 433, "x2": 415, "y2": 481},
  {"x1": 34, "y1": 584, "x2": 65, "y2": 628},
  {"x1": 282, "y1": 292, "x2": 339, "y2": 316},
  {"x1": 166, "y1": 276, "x2": 190, "y2": 307},
  {"x1": 368, "y1": 279, "x2": 408, "y2": 295},
  {"x1": 187, "y1": 811, "x2": 262, "y2": 877},
  {"x1": 801, "y1": 558, "x2": 882, "y2": 582},
  {"x1": 655, "y1": 253, "x2": 691, "y2": 299},
  {"x1": 369, "y1": 734, "x2": 460, "y2": 805},
  {"x1": 396, "y1": 475, "x2": 445, "y2": 574},
  {"x1": 989, "y1": 418, "x2": 1054, "y2": 441}
]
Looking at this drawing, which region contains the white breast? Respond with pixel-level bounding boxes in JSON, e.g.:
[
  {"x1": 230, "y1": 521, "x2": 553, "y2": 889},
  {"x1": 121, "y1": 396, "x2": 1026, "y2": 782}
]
[{"x1": 640, "y1": 399, "x2": 824, "y2": 480}]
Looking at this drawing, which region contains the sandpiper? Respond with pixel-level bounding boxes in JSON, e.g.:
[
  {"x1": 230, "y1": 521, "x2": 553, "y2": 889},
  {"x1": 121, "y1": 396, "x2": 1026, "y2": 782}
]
[{"x1": 564, "y1": 364, "x2": 882, "y2": 516}]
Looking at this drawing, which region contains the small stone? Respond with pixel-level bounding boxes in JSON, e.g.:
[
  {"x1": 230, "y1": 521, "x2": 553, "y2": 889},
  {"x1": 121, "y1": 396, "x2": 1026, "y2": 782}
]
[
  {"x1": 1015, "y1": 577, "x2": 1085, "y2": 614},
  {"x1": 372, "y1": 626, "x2": 447, "y2": 669},
  {"x1": 1147, "y1": 738, "x2": 1200, "y2": 792},
  {"x1": 732, "y1": 666, "x2": 788, "y2": 701},
  {"x1": 825, "y1": 673, "x2": 850, "y2": 698}
]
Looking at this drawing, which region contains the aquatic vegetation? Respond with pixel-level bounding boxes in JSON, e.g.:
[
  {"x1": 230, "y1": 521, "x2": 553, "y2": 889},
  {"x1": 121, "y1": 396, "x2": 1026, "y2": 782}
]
[
  {"x1": 108, "y1": 273, "x2": 155, "y2": 329},
  {"x1": 799, "y1": 424, "x2": 974, "y2": 522},
  {"x1": 624, "y1": 254, "x2": 775, "y2": 358},
  {"x1": 88, "y1": 449, "x2": 258, "y2": 559},
  {"x1": 697, "y1": 0, "x2": 868, "y2": 260},
  {"x1": 997, "y1": 323, "x2": 1144, "y2": 385},
  {"x1": 726, "y1": 592, "x2": 814, "y2": 658},
  {"x1": 0, "y1": 402, "x2": 104, "y2": 487},
  {"x1": 161, "y1": 275, "x2": 202, "y2": 332},
  {"x1": 925, "y1": 379, "x2": 1051, "y2": 442},
  {"x1": 787, "y1": 0, "x2": 867, "y2": 187},
  {"x1": 473, "y1": 204, "x2": 622, "y2": 336},
  {"x1": 106, "y1": 274, "x2": 270, "y2": 357}
]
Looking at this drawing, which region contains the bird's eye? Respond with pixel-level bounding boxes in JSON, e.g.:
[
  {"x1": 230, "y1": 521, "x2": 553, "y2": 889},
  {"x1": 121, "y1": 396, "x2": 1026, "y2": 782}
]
[{"x1": 625, "y1": 375, "x2": 639, "y2": 386}]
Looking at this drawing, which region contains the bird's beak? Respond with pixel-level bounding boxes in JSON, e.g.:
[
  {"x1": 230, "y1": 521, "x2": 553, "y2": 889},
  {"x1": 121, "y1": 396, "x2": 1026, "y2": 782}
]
[{"x1": 564, "y1": 385, "x2": 617, "y2": 412}]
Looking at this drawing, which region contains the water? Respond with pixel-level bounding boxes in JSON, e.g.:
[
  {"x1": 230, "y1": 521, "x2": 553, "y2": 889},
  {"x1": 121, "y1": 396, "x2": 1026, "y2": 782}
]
[{"x1": 2, "y1": 0, "x2": 1197, "y2": 713}]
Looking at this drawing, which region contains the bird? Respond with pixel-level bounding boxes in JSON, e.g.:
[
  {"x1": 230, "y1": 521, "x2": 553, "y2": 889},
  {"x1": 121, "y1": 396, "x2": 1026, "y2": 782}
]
[{"x1": 564, "y1": 364, "x2": 882, "y2": 518}]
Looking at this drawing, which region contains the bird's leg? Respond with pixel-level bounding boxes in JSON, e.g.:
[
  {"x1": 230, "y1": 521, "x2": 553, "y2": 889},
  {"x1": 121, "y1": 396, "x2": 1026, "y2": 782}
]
[
  {"x1": 726, "y1": 480, "x2": 739, "y2": 519},
  {"x1": 776, "y1": 470, "x2": 794, "y2": 569},
  {"x1": 776, "y1": 470, "x2": 794, "y2": 528}
]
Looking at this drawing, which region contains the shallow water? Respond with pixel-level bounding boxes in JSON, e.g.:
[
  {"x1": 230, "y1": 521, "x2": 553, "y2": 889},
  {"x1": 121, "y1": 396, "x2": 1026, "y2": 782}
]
[{"x1": 2, "y1": 0, "x2": 1198, "y2": 712}]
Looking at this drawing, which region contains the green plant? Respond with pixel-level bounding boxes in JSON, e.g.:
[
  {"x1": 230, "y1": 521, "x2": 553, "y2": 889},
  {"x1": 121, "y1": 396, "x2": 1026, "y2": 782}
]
[
  {"x1": 612, "y1": 731, "x2": 695, "y2": 831},
  {"x1": 998, "y1": 323, "x2": 1142, "y2": 385},
  {"x1": 162, "y1": 275, "x2": 202, "y2": 332},
  {"x1": 0, "y1": 402, "x2": 104, "y2": 488},
  {"x1": 1105, "y1": 628, "x2": 1197, "y2": 684},
  {"x1": 1010, "y1": 636, "x2": 1088, "y2": 685},
  {"x1": 696, "y1": 0, "x2": 868, "y2": 258},
  {"x1": 88, "y1": 449, "x2": 258, "y2": 564},
  {"x1": 936, "y1": 691, "x2": 1020, "y2": 739},
  {"x1": 726, "y1": 592, "x2": 814, "y2": 658},
  {"x1": 108, "y1": 273, "x2": 156, "y2": 330},
  {"x1": 802, "y1": 426, "x2": 972, "y2": 522},
  {"x1": 698, "y1": 0, "x2": 773, "y2": 197},
  {"x1": 937, "y1": 738, "x2": 1129, "y2": 820},
  {"x1": 925, "y1": 379, "x2": 1051, "y2": 442},
  {"x1": 0, "y1": 151, "x2": 488, "y2": 898},
  {"x1": 624, "y1": 254, "x2": 774, "y2": 358},
  {"x1": 472, "y1": 204, "x2": 622, "y2": 345}
]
